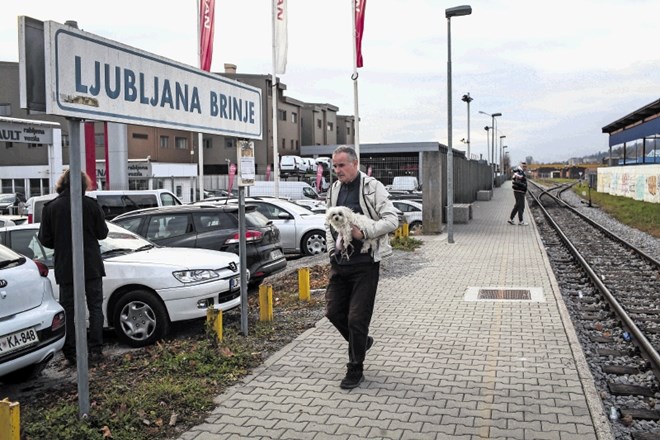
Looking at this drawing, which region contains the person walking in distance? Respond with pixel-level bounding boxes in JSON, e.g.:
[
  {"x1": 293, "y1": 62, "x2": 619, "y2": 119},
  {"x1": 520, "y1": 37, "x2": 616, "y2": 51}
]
[
  {"x1": 38, "y1": 170, "x2": 109, "y2": 366},
  {"x1": 508, "y1": 165, "x2": 528, "y2": 226},
  {"x1": 324, "y1": 146, "x2": 399, "y2": 389}
]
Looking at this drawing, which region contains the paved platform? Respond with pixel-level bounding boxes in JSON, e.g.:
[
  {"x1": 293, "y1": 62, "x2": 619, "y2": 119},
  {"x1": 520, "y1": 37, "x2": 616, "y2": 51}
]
[{"x1": 178, "y1": 182, "x2": 613, "y2": 440}]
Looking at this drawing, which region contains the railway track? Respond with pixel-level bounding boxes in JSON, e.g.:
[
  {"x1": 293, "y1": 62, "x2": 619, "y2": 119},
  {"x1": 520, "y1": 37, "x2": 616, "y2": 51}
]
[{"x1": 528, "y1": 181, "x2": 660, "y2": 440}]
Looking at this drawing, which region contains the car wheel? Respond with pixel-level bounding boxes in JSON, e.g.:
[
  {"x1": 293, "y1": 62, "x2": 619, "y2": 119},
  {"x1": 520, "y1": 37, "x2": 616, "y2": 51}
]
[
  {"x1": 409, "y1": 221, "x2": 423, "y2": 236},
  {"x1": 302, "y1": 230, "x2": 326, "y2": 256},
  {"x1": 113, "y1": 290, "x2": 169, "y2": 348}
]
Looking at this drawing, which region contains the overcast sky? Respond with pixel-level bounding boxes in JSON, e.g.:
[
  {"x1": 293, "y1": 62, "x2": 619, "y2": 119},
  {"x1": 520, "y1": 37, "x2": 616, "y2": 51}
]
[{"x1": 1, "y1": 0, "x2": 658, "y2": 166}]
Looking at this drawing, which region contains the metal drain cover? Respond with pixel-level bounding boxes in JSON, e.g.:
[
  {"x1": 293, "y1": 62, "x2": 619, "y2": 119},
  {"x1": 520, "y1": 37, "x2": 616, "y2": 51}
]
[
  {"x1": 464, "y1": 287, "x2": 545, "y2": 302},
  {"x1": 478, "y1": 289, "x2": 531, "y2": 300}
]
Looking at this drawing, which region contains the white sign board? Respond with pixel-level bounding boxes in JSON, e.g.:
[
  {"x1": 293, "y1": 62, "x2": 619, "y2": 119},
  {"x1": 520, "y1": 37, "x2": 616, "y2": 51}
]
[
  {"x1": 237, "y1": 141, "x2": 256, "y2": 186},
  {"x1": 0, "y1": 121, "x2": 53, "y2": 144},
  {"x1": 42, "y1": 20, "x2": 262, "y2": 139}
]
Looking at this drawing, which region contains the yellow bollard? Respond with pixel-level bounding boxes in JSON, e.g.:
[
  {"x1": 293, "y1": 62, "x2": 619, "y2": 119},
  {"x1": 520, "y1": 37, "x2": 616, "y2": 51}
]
[
  {"x1": 402, "y1": 223, "x2": 409, "y2": 237},
  {"x1": 298, "y1": 267, "x2": 310, "y2": 301},
  {"x1": 0, "y1": 398, "x2": 20, "y2": 440},
  {"x1": 394, "y1": 227, "x2": 401, "y2": 238},
  {"x1": 259, "y1": 284, "x2": 273, "y2": 321},
  {"x1": 206, "y1": 307, "x2": 223, "y2": 341}
]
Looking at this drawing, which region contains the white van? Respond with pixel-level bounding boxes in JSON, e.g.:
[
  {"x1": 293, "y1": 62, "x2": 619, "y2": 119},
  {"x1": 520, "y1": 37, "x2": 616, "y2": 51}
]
[
  {"x1": 280, "y1": 155, "x2": 306, "y2": 176},
  {"x1": 247, "y1": 181, "x2": 319, "y2": 200},
  {"x1": 26, "y1": 189, "x2": 182, "y2": 223}
]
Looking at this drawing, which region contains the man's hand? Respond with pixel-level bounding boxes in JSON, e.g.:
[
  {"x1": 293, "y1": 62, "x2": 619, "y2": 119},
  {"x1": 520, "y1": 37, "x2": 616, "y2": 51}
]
[{"x1": 351, "y1": 224, "x2": 364, "y2": 240}]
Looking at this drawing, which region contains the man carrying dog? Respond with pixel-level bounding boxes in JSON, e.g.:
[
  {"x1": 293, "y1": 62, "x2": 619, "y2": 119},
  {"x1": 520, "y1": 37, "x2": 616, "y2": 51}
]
[{"x1": 324, "y1": 145, "x2": 399, "y2": 389}]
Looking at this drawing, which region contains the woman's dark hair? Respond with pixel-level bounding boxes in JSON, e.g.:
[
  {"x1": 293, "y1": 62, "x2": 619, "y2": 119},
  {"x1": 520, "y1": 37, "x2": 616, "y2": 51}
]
[{"x1": 55, "y1": 170, "x2": 92, "y2": 194}]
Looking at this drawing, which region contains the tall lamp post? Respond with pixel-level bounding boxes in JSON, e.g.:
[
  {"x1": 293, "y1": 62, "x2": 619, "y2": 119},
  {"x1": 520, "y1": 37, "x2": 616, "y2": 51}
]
[
  {"x1": 445, "y1": 4, "x2": 472, "y2": 244},
  {"x1": 479, "y1": 110, "x2": 501, "y2": 188},
  {"x1": 461, "y1": 93, "x2": 473, "y2": 159},
  {"x1": 499, "y1": 135, "x2": 506, "y2": 174},
  {"x1": 502, "y1": 145, "x2": 509, "y2": 176},
  {"x1": 484, "y1": 126, "x2": 491, "y2": 163}
]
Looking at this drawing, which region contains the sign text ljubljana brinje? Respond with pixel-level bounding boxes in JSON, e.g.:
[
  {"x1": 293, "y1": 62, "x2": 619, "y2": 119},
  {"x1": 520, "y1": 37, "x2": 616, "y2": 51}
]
[{"x1": 41, "y1": 20, "x2": 262, "y2": 139}]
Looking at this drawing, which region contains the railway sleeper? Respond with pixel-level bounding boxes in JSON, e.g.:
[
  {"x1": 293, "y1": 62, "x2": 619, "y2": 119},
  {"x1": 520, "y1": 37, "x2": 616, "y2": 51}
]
[
  {"x1": 620, "y1": 408, "x2": 660, "y2": 421},
  {"x1": 602, "y1": 365, "x2": 642, "y2": 375},
  {"x1": 608, "y1": 383, "x2": 657, "y2": 397},
  {"x1": 633, "y1": 431, "x2": 660, "y2": 440}
]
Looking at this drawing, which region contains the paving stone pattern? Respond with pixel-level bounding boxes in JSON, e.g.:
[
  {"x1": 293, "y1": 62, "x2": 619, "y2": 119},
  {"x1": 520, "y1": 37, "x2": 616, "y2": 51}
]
[{"x1": 177, "y1": 183, "x2": 608, "y2": 440}]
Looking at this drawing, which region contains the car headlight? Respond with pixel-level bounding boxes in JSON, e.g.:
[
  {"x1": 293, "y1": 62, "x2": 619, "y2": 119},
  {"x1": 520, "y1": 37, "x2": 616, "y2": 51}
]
[{"x1": 172, "y1": 270, "x2": 220, "y2": 283}]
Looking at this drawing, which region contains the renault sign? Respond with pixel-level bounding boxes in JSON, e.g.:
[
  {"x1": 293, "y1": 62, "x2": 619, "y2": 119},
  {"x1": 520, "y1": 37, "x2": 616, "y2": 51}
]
[{"x1": 22, "y1": 18, "x2": 262, "y2": 139}]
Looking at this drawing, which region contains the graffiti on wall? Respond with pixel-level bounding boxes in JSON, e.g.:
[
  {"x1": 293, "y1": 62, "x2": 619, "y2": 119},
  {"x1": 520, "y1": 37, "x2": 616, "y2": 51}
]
[{"x1": 597, "y1": 165, "x2": 660, "y2": 204}]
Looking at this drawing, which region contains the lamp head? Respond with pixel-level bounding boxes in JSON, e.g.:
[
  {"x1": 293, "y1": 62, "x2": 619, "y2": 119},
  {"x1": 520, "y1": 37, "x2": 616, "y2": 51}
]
[
  {"x1": 500, "y1": 135, "x2": 506, "y2": 139},
  {"x1": 492, "y1": 112, "x2": 502, "y2": 117},
  {"x1": 461, "y1": 93, "x2": 473, "y2": 103},
  {"x1": 446, "y1": 5, "x2": 472, "y2": 18},
  {"x1": 484, "y1": 126, "x2": 490, "y2": 131}
]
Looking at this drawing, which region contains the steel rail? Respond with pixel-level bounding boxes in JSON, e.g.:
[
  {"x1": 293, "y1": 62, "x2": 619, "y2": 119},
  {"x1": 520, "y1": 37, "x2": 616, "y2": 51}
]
[{"x1": 528, "y1": 184, "x2": 660, "y2": 382}]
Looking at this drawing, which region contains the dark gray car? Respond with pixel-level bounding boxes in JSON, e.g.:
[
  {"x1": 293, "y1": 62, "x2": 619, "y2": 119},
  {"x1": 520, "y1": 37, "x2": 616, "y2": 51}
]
[{"x1": 112, "y1": 204, "x2": 287, "y2": 284}]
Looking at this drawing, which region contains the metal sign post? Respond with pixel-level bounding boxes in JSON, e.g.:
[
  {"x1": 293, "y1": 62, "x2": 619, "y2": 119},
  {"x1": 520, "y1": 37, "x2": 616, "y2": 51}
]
[
  {"x1": 67, "y1": 119, "x2": 91, "y2": 416},
  {"x1": 237, "y1": 141, "x2": 255, "y2": 336}
]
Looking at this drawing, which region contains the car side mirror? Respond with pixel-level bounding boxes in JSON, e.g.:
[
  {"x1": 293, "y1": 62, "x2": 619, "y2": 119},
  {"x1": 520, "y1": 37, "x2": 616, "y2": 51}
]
[{"x1": 277, "y1": 212, "x2": 292, "y2": 220}]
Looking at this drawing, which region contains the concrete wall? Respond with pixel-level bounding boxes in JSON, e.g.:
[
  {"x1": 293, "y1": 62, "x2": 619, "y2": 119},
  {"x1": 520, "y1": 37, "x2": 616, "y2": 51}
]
[{"x1": 597, "y1": 164, "x2": 660, "y2": 203}]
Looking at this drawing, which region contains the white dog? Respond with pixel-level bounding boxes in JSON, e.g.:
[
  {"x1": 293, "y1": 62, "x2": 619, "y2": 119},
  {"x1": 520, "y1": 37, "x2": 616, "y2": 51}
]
[{"x1": 326, "y1": 206, "x2": 378, "y2": 259}]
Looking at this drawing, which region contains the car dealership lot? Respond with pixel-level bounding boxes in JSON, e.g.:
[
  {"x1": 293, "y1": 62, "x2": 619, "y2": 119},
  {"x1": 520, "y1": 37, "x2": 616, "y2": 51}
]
[{"x1": 0, "y1": 222, "x2": 244, "y2": 348}]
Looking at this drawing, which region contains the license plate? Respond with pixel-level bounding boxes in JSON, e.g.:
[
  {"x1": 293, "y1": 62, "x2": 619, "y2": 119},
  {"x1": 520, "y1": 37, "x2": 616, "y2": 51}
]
[
  {"x1": 229, "y1": 276, "x2": 240, "y2": 290},
  {"x1": 0, "y1": 328, "x2": 39, "y2": 357},
  {"x1": 270, "y1": 249, "x2": 283, "y2": 260}
]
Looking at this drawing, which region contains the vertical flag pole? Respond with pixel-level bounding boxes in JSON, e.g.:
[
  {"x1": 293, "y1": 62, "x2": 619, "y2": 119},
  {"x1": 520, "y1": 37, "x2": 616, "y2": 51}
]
[
  {"x1": 352, "y1": 0, "x2": 361, "y2": 160},
  {"x1": 197, "y1": 0, "x2": 215, "y2": 201},
  {"x1": 272, "y1": 0, "x2": 280, "y2": 198}
]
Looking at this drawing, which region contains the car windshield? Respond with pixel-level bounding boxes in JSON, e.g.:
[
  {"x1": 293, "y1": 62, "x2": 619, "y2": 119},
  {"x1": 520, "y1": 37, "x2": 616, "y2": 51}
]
[
  {"x1": 0, "y1": 194, "x2": 15, "y2": 203},
  {"x1": 100, "y1": 222, "x2": 154, "y2": 254}
]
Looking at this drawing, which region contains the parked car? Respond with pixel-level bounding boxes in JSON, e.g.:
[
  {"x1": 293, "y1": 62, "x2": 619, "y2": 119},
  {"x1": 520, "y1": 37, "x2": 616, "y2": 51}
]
[
  {"x1": 0, "y1": 243, "x2": 65, "y2": 382},
  {"x1": 247, "y1": 181, "x2": 320, "y2": 200},
  {"x1": 0, "y1": 222, "x2": 244, "y2": 348},
  {"x1": 391, "y1": 199, "x2": 423, "y2": 235},
  {"x1": 0, "y1": 215, "x2": 28, "y2": 228},
  {"x1": 111, "y1": 204, "x2": 287, "y2": 285},
  {"x1": 25, "y1": 189, "x2": 183, "y2": 224},
  {"x1": 386, "y1": 176, "x2": 420, "y2": 192},
  {"x1": 0, "y1": 193, "x2": 26, "y2": 215},
  {"x1": 280, "y1": 155, "x2": 306, "y2": 176},
  {"x1": 218, "y1": 198, "x2": 327, "y2": 256}
]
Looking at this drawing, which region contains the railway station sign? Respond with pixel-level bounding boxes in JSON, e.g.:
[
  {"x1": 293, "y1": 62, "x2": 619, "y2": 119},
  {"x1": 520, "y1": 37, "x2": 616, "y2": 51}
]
[{"x1": 19, "y1": 18, "x2": 263, "y2": 139}]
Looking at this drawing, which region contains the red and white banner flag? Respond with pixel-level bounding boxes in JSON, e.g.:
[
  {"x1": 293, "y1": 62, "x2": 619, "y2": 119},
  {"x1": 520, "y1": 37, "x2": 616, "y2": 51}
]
[
  {"x1": 228, "y1": 163, "x2": 236, "y2": 193},
  {"x1": 274, "y1": 0, "x2": 288, "y2": 74},
  {"x1": 199, "y1": 0, "x2": 215, "y2": 71},
  {"x1": 316, "y1": 164, "x2": 323, "y2": 192},
  {"x1": 355, "y1": 0, "x2": 367, "y2": 68}
]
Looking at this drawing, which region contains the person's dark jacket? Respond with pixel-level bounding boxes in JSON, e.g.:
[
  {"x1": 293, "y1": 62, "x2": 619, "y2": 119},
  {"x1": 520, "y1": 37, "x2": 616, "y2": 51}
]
[
  {"x1": 512, "y1": 171, "x2": 527, "y2": 193},
  {"x1": 38, "y1": 189, "x2": 109, "y2": 285}
]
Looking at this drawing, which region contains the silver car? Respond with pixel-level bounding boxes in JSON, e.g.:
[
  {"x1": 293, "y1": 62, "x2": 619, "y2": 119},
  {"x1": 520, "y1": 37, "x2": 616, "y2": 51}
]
[
  {"x1": 391, "y1": 199, "x2": 423, "y2": 235},
  {"x1": 224, "y1": 197, "x2": 327, "y2": 256}
]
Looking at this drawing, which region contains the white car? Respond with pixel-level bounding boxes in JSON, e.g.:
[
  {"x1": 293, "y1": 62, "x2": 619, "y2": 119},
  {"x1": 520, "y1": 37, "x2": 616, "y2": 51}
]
[
  {"x1": 391, "y1": 199, "x2": 423, "y2": 235},
  {"x1": 0, "y1": 244, "x2": 65, "y2": 382},
  {"x1": 0, "y1": 222, "x2": 244, "y2": 348},
  {"x1": 221, "y1": 197, "x2": 327, "y2": 256}
]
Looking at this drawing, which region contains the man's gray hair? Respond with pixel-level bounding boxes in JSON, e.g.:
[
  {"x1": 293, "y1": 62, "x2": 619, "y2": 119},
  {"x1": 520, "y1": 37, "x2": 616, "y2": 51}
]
[{"x1": 333, "y1": 145, "x2": 358, "y2": 162}]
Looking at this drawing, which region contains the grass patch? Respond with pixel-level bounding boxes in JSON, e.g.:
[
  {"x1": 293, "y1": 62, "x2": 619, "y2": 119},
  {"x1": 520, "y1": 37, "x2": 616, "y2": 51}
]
[
  {"x1": 391, "y1": 235, "x2": 423, "y2": 251},
  {"x1": 571, "y1": 182, "x2": 660, "y2": 237}
]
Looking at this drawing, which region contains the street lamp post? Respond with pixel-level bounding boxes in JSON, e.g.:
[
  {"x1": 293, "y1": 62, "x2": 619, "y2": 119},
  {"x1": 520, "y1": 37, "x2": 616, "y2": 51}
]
[
  {"x1": 479, "y1": 110, "x2": 501, "y2": 189},
  {"x1": 461, "y1": 93, "x2": 473, "y2": 159},
  {"x1": 502, "y1": 145, "x2": 509, "y2": 176},
  {"x1": 445, "y1": 4, "x2": 472, "y2": 245},
  {"x1": 484, "y1": 126, "x2": 491, "y2": 163},
  {"x1": 499, "y1": 135, "x2": 506, "y2": 174}
]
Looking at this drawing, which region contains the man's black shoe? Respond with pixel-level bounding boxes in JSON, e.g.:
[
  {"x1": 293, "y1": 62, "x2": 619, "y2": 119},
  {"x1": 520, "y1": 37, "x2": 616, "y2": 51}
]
[
  {"x1": 366, "y1": 336, "x2": 374, "y2": 351},
  {"x1": 340, "y1": 367, "x2": 364, "y2": 389}
]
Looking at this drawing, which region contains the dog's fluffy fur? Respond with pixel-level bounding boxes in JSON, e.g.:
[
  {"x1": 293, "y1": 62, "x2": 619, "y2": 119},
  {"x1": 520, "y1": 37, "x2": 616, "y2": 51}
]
[{"x1": 326, "y1": 206, "x2": 378, "y2": 259}]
